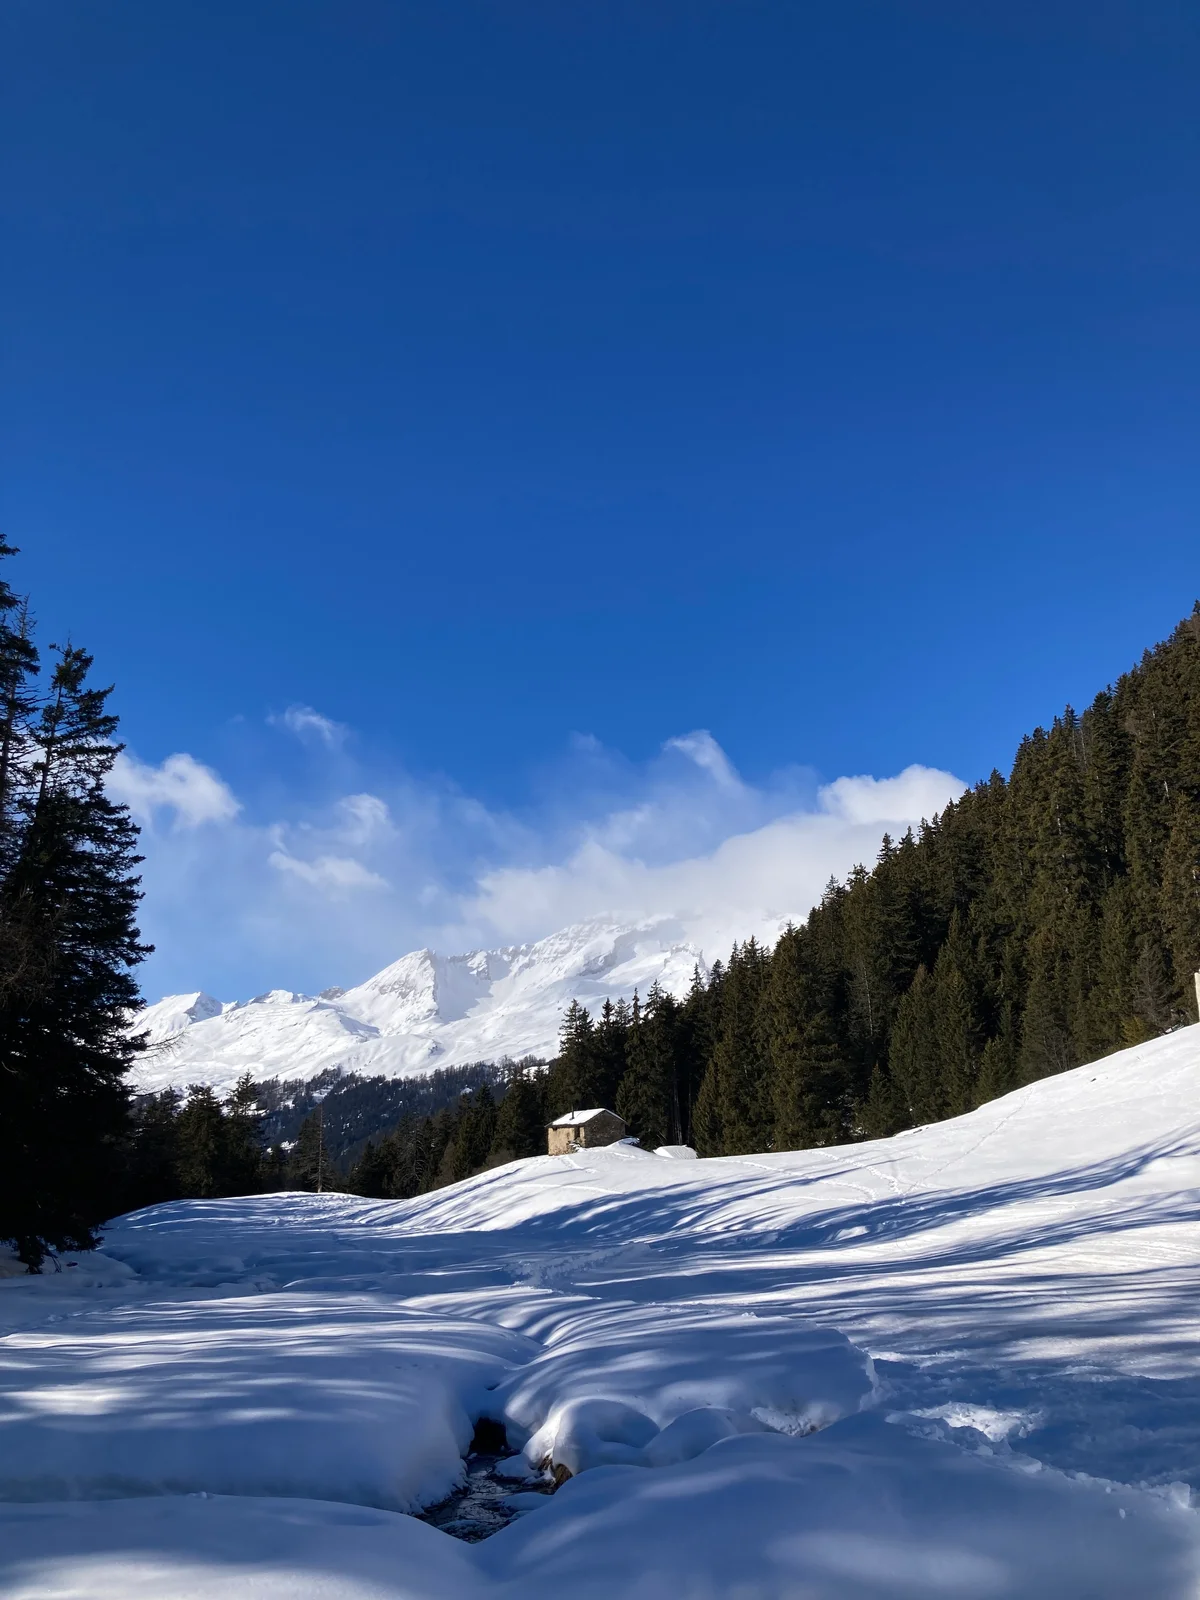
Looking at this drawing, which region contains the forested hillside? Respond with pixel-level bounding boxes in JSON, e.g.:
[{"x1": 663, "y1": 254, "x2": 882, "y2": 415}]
[{"x1": 351, "y1": 605, "x2": 1200, "y2": 1194}]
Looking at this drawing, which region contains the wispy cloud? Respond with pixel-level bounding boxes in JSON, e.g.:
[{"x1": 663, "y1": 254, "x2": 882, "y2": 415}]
[
  {"x1": 118, "y1": 722, "x2": 966, "y2": 999},
  {"x1": 465, "y1": 762, "x2": 964, "y2": 951},
  {"x1": 267, "y1": 850, "x2": 389, "y2": 894},
  {"x1": 664, "y1": 730, "x2": 740, "y2": 789},
  {"x1": 270, "y1": 704, "x2": 349, "y2": 747}
]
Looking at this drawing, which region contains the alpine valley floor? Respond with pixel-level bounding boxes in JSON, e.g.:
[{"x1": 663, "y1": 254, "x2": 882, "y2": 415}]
[{"x1": 5, "y1": 1031, "x2": 1200, "y2": 1596}]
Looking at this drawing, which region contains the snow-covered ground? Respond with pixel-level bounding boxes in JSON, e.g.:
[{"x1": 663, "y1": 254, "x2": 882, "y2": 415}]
[
  {"x1": 5, "y1": 1027, "x2": 1200, "y2": 1595},
  {"x1": 132, "y1": 914, "x2": 775, "y2": 1094}
]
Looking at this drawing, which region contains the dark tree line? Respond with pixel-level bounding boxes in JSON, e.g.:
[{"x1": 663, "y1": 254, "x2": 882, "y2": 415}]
[
  {"x1": 0, "y1": 542, "x2": 150, "y2": 1267},
  {"x1": 255, "y1": 1059, "x2": 516, "y2": 1164},
  {"x1": 347, "y1": 1065, "x2": 548, "y2": 1197},
  {"x1": 117, "y1": 1060, "x2": 537, "y2": 1209},
  {"x1": 121, "y1": 1077, "x2": 274, "y2": 1212}
]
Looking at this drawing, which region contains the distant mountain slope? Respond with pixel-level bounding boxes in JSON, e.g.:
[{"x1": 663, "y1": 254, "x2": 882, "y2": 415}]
[{"x1": 132, "y1": 914, "x2": 786, "y2": 1093}]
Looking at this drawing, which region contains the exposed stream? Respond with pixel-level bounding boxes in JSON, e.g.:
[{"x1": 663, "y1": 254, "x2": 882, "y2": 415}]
[{"x1": 418, "y1": 1420, "x2": 554, "y2": 1542}]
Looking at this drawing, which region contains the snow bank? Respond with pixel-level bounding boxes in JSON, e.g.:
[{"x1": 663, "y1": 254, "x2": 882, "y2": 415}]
[
  {"x1": 497, "y1": 1303, "x2": 874, "y2": 1474},
  {"x1": 481, "y1": 1414, "x2": 1200, "y2": 1599},
  {"x1": 2, "y1": 1421, "x2": 1197, "y2": 1598},
  {"x1": 0, "y1": 1495, "x2": 479, "y2": 1600},
  {"x1": 0, "y1": 1294, "x2": 535, "y2": 1512}
]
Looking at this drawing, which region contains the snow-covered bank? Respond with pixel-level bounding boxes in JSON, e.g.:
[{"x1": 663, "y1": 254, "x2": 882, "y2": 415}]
[{"x1": 4, "y1": 1028, "x2": 1200, "y2": 1595}]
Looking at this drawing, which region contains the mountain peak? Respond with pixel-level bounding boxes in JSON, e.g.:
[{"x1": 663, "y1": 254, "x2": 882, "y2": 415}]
[{"x1": 130, "y1": 912, "x2": 785, "y2": 1095}]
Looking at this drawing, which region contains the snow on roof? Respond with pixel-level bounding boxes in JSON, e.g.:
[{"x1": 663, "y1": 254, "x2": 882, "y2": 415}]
[{"x1": 548, "y1": 1107, "x2": 622, "y2": 1127}]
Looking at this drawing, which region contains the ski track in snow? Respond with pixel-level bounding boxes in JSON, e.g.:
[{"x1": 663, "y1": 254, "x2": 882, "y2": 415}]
[{"x1": 5, "y1": 1029, "x2": 1200, "y2": 1594}]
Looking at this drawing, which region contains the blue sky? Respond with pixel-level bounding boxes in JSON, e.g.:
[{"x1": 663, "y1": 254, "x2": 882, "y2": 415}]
[{"x1": 4, "y1": 3, "x2": 1199, "y2": 997}]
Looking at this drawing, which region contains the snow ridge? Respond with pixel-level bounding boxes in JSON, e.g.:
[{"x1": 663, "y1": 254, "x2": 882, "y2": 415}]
[{"x1": 132, "y1": 914, "x2": 782, "y2": 1094}]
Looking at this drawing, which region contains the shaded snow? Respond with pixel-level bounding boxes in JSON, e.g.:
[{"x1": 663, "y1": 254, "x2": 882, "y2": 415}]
[{"x1": 5, "y1": 1027, "x2": 1200, "y2": 1594}]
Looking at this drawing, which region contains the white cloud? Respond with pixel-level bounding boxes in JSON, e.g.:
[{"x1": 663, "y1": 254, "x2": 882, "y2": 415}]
[
  {"x1": 272, "y1": 705, "x2": 348, "y2": 747},
  {"x1": 260, "y1": 793, "x2": 395, "y2": 897},
  {"x1": 267, "y1": 850, "x2": 389, "y2": 894},
  {"x1": 110, "y1": 752, "x2": 240, "y2": 829},
  {"x1": 124, "y1": 722, "x2": 967, "y2": 998},
  {"x1": 463, "y1": 764, "x2": 966, "y2": 949},
  {"x1": 818, "y1": 765, "x2": 963, "y2": 826}
]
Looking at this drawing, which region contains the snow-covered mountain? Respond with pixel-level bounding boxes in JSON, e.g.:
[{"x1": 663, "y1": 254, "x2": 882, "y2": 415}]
[{"x1": 132, "y1": 914, "x2": 785, "y2": 1094}]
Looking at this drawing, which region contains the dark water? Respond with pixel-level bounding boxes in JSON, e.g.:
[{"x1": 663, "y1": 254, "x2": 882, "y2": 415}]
[{"x1": 418, "y1": 1421, "x2": 554, "y2": 1543}]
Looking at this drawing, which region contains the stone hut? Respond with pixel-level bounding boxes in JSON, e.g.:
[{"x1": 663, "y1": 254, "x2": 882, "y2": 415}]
[{"x1": 547, "y1": 1108, "x2": 627, "y2": 1156}]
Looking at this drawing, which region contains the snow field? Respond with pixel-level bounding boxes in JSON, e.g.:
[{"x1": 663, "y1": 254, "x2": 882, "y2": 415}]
[{"x1": 3, "y1": 1027, "x2": 1200, "y2": 1594}]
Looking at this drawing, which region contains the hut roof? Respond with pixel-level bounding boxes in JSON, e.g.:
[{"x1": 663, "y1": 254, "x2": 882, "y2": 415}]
[{"x1": 547, "y1": 1108, "x2": 624, "y2": 1128}]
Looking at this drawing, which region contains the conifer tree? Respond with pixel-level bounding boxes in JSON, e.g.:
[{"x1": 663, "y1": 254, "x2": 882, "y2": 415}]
[
  {"x1": 1160, "y1": 795, "x2": 1200, "y2": 1016},
  {"x1": 175, "y1": 1086, "x2": 226, "y2": 1198},
  {"x1": 349, "y1": 1137, "x2": 394, "y2": 1199},
  {"x1": 123, "y1": 1089, "x2": 184, "y2": 1213},
  {"x1": 766, "y1": 927, "x2": 848, "y2": 1149},
  {"x1": 490, "y1": 1069, "x2": 546, "y2": 1162},
  {"x1": 451, "y1": 1085, "x2": 497, "y2": 1180},
  {"x1": 858, "y1": 1063, "x2": 907, "y2": 1140},
  {"x1": 931, "y1": 937, "x2": 981, "y2": 1115},
  {"x1": 616, "y1": 986, "x2": 679, "y2": 1149},
  {"x1": 221, "y1": 1074, "x2": 266, "y2": 1194},
  {"x1": 547, "y1": 1000, "x2": 601, "y2": 1115},
  {"x1": 594, "y1": 997, "x2": 631, "y2": 1109},
  {"x1": 0, "y1": 623, "x2": 149, "y2": 1267},
  {"x1": 0, "y1": 547, "x2": 38, "y2": 879},
  {"x1": 888, "y1": 964, "x2": 939, "y2": 1123},
  {"x1": 702, "y1": 942, "x2": 772, "y2": 1156},
  {"x1": 289, "y1": 1109, "x2": 333, "y2": 1191}
]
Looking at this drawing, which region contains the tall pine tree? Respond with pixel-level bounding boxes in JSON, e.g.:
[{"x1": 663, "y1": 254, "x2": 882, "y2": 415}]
[{"x1": 0, "y1": 561, "x2": 149, "y2": 1267}]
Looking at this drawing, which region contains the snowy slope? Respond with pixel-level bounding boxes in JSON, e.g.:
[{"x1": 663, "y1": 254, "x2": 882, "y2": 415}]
[
  {"x1": 4, "y1": 1028, "x2": 1200, "y2": 1596},
  {"x1": 131, "y1": 913, "x2": 779, "y2": 1093}
]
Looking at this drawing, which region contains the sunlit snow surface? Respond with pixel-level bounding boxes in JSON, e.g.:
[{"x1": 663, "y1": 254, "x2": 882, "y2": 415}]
[{"x1": 5, "y1": 1029, "x2": 1200, "y2": 1596}]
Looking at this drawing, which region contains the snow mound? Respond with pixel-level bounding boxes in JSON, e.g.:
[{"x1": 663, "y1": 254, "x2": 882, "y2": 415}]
[
  {"x1": 0, "y1": 1496, "x2": 479, "y2": 1600},
  {"x1": 500, "y1": 1304, "x2": 875, "y2": 1474},
  {"x1": 0, "y1": 1294, "x2": 536, "y2": 1512},
  {"x1": 482, "y1": 1413, "x2": 1200, "y2": 1599}
]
